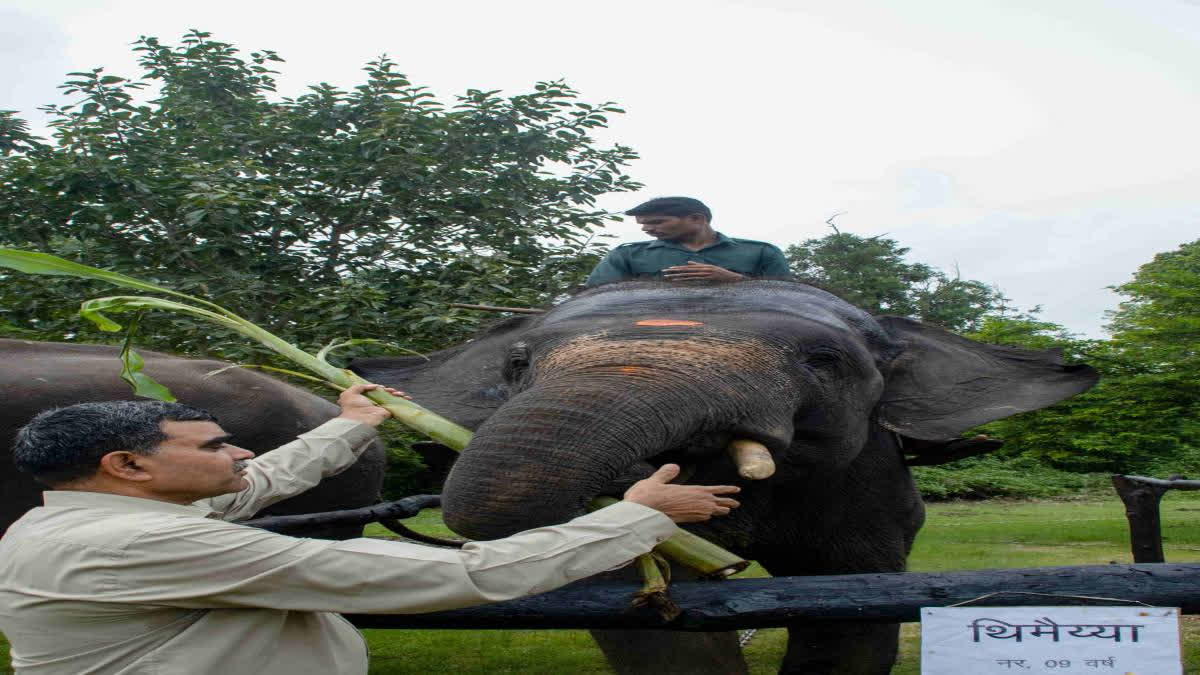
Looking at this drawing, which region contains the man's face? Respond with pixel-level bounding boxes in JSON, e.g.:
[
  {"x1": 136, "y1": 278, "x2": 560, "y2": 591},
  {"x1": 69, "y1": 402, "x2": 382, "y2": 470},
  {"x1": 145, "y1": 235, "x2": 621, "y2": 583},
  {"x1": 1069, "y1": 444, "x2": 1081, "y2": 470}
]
[
  {"x1": 636, "y1": 213, "x2": 707, "y2": 242},
  {"x1": 138, "y1": 420, "x2": 256, "y2": 502}
]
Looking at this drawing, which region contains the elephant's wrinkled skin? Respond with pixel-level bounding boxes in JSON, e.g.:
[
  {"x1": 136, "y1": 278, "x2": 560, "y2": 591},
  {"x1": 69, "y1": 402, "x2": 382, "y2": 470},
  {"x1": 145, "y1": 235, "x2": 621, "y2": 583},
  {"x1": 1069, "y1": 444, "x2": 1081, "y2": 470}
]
[
  {"x1": 352, "y1": 281, "x2": 1098, "y2": 674},
  {"x1": 0, "y1": 339, "x2": 388, "y2": 539}
]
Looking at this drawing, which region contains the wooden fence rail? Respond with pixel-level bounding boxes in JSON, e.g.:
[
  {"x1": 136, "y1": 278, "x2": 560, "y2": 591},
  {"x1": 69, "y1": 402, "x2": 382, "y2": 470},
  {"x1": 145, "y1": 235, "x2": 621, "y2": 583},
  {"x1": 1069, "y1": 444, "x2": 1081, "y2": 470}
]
[
  {"x1": 346, "y1": 563, "x2": 1200, "y2": 631},
  {"x1": 242, "y1": 487, "x2": 1200, "y2": 631}
]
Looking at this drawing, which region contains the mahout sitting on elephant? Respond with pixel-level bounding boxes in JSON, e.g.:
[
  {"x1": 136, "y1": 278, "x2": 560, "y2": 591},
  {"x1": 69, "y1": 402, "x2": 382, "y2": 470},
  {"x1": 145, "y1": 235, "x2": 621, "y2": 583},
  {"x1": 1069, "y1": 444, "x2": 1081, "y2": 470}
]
[
  {"x1": 351, "y1": 279, "x2": 1098, "y2": 674},
  {"x1": 0, "y1": 339, "x2": 388, "y2": 538}
]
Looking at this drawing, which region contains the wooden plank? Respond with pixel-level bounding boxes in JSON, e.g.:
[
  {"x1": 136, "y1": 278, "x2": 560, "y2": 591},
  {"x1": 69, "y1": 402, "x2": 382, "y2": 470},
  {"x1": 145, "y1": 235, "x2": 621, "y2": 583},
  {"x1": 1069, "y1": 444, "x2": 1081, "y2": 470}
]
[{"x1": 347, "y1": 563, "x2": 1200, "y2": 631}]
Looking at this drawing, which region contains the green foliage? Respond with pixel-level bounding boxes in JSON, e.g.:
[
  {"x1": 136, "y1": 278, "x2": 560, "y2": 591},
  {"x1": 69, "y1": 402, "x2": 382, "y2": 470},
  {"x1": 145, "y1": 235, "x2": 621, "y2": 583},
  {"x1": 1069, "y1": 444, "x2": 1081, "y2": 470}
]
[
  {"x1": 786, "y1": 232, "x2": 931, "y2": 315},
  {"x1": 965, "y1": 312, "x2": 1090, "y2": 354},
  {"x1": 912, "y1": 455, "x2": 1107, "y2": 500},
  {"x1": 785, "y1": 230, "x2": 1001, "y2": 331},
  {"x1": 1142, "y1": 443, "x2": 1200, "y2": 481},
  {"x1": 1073, "y1": 240, "x2": 1200, "y2": 472},
  {"x1": 0, "y1": 30, "x2": 641, "y2": 497},
  {"x1": 1105, "y1": 239, "x2": 1200, "y2": 399},
  {"x1": 912, "y1": 275, "x2": 1004, "y2": 333},
  {"x1": 375, "y1": 426, "x2": 435, "y2": 499},
  {"x1": 0, "y1": 30, "x2": 639, "y2": 361},
  {"x1": 0, "y1": 111, "x2": 46, "y2": 156}
]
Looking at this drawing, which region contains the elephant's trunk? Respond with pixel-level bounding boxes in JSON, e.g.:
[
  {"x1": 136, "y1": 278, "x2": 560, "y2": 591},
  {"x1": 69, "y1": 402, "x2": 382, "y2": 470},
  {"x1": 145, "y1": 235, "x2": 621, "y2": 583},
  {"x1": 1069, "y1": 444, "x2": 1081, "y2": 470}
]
[{"x1": 441, "y1": 380, "x2": 699, "y2": 539}]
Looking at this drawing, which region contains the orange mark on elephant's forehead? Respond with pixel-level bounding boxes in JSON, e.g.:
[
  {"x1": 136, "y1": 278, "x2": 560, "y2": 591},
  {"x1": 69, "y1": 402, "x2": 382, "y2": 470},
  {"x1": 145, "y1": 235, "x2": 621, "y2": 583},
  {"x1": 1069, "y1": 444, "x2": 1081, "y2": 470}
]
[
  {"x1": 617, "y1": 366, "x2": 648, "y2": 375},
  {"x1": 635, "y1": 319, "x2": 704, "y2": 327}
]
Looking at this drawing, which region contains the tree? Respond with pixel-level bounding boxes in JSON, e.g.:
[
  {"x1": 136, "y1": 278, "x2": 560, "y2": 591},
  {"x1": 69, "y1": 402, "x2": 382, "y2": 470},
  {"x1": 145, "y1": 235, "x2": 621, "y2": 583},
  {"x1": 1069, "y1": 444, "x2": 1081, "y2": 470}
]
[
  {"x1": 785, "y1": 230, "x2": 1002, "y2": 331},
  {"x1": 786, "y1": 231, "x2": 932, "y2": 315},
  {"x1": 1084, "y1": 239, "x2": 1200, "y2": 472},
  {"x1": 1106, "y1": 239, "x2": 1200, "y2": 393},
  {"x1": 912, "y1": 273, "x2": 1004, "y2": 333},
  {"x1": 0, "y1": 31, "x2": 640, "y2": 360}
]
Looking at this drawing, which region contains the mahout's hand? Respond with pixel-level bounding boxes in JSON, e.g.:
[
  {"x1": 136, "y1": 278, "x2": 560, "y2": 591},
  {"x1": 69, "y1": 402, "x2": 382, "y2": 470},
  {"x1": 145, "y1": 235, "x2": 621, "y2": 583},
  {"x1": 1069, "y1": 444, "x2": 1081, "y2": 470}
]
[
  {"x1": 661, "y1": 261, "x2": 746, "y2": 282},
  {"x1": 336, "y1": 383, "x2": 412, "y2": 427},
  {"x1": 622, "y1": 464, "x2": 741, "y2": 523}
]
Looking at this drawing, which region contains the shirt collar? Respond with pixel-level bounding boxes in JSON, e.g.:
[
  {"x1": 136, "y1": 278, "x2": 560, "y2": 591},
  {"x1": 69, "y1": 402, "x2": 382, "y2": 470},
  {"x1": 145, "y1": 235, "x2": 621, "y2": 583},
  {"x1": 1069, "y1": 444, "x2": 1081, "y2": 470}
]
[
  {"x1": 42, "y1": 490, "x2": 218, "y2": 518},
  {"x1": 645, "y1": 232, "x2": 735, "y2": 250}
]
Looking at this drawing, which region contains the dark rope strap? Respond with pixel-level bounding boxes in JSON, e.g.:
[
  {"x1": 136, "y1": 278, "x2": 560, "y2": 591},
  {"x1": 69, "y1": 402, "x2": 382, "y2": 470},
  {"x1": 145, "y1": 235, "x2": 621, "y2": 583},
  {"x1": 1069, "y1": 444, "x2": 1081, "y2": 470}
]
[
  {"x1": 377, "y1": 517, "x2": 467, "y2": 548},
  {"x1": 239, "y1": 494, "x2": 445, "y2": 534}
]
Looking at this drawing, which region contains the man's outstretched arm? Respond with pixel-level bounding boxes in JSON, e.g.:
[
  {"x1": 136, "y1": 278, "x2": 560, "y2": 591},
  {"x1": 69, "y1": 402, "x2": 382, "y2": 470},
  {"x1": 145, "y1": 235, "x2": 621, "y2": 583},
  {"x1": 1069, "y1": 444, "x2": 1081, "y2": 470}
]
[
  {"x1": 81, "y1": 465, "x2": 739, "y2": 614},
  {"x1": 202, "y1": 384, "x2": 406, "y2": 520}
]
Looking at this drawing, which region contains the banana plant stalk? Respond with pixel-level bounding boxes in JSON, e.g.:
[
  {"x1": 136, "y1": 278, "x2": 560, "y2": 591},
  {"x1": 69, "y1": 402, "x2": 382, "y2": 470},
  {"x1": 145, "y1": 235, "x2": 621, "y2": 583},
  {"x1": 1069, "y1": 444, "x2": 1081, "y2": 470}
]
[
  {"x1": 588, "y1": 497, "x2": 748, "y2": 578},
  {"x1": 0, "y1": 248, "x2": 750, "y2": 581},
  {"x1": 631, "y1": 552, "x2": 680, "y2": 622}
]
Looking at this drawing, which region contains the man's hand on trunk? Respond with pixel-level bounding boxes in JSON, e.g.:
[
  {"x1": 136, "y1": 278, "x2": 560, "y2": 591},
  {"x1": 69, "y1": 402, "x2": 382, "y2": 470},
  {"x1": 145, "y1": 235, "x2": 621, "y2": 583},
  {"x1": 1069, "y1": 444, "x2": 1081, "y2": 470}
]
[{"x1": 623, "y1": 464, "x2": 741, "y2": 523}]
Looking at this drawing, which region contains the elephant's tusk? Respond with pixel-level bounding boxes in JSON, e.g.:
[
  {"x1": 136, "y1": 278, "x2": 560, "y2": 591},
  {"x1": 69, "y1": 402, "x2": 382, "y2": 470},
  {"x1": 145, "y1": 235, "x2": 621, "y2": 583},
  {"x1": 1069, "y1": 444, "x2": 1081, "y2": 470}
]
[{"x1": 727, "y1": 439, "x2": 775, "y2": 480}]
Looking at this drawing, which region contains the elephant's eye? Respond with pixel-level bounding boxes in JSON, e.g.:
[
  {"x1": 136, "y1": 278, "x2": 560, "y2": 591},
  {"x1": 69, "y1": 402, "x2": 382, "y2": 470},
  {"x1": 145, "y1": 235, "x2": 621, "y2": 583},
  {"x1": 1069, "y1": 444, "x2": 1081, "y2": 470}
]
[
  {"x1": 805, "y1": 347, "x2": 844, "y2": 368},
  {"x1": 504, "y1": 342, "x2": 531, "y2": 380}
]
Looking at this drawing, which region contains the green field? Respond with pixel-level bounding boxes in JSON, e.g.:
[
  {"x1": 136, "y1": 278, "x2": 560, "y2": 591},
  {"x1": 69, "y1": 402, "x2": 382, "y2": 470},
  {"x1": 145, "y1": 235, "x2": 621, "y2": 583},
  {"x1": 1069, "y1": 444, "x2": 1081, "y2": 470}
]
[{"x1": 3, "y1": 492, "x2": 1200, "y2": 674}]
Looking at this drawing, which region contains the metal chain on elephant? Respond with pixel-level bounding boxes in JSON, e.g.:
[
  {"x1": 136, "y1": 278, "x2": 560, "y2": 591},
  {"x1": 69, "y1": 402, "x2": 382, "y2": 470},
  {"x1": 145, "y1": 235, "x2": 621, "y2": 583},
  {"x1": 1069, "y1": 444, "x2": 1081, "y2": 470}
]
[{"x1": 738, "y1": 629, "x2": 757, "y2": 648}]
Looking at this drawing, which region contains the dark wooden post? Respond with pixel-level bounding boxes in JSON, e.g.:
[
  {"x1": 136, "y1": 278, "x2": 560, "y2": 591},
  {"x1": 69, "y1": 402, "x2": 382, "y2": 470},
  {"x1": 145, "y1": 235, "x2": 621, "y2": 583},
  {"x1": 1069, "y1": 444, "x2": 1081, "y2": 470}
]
[{"x1": 1112, "y1": 475, "x2": 1169, "y2": 562}]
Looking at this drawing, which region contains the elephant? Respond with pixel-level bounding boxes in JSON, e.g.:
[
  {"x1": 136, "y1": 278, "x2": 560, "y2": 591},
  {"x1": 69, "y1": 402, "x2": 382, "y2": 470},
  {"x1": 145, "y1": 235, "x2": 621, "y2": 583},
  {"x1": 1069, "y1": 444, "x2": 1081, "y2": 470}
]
[
  {"x1": 0, "y1": 339, "x2": 389, "y2": 539},
  {"x1": 350, "y1": 279, "x2": 1099, "y2": 674}
]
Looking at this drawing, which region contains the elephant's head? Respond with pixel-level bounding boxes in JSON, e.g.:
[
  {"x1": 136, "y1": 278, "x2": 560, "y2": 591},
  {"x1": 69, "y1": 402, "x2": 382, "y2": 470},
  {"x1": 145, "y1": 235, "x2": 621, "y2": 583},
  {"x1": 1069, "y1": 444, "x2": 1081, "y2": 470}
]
[{"x1": 356, "y1": 281, "x2": 1097, "y2": 543}]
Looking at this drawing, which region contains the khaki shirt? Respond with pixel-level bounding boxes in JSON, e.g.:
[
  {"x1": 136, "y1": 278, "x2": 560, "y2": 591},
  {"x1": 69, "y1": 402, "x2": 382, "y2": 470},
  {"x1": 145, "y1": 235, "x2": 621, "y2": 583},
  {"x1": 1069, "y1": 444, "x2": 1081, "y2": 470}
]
[{"x1": 0, "y1": 418, "x2": 677, "y2": 675}]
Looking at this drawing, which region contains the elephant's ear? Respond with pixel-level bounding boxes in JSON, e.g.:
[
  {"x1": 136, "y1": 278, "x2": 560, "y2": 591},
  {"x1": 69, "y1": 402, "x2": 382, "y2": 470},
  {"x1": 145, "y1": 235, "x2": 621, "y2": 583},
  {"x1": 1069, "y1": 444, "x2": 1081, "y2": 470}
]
[
  {"x1": 874, "y1": 316, "x2": 1098, "y2": 441},
  {"x1": 349, "y1": 315, "x2": 533, "y2": 430}
]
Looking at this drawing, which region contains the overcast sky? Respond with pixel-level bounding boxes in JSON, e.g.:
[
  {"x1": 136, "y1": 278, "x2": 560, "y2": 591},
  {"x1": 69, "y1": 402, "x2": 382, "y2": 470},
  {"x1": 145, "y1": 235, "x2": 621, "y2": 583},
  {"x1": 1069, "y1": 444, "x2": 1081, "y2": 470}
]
[{"x1": 4, "y1": 0, "x2": 1198, "y2": 337}]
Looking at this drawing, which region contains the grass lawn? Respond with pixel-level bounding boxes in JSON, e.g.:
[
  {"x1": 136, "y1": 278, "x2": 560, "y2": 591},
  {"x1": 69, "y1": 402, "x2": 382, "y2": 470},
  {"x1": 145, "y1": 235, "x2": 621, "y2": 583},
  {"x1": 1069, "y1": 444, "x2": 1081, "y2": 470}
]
[{"x1": 3, "y1": 491, "x2": 1200, "y2": 673}]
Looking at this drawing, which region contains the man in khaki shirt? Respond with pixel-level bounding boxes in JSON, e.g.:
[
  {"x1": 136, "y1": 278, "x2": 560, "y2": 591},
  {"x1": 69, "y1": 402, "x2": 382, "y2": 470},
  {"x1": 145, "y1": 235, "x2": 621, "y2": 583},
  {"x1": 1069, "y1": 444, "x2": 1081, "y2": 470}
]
[{"x1": 0, "y1": 384, "x2": 740, "y2": 675}]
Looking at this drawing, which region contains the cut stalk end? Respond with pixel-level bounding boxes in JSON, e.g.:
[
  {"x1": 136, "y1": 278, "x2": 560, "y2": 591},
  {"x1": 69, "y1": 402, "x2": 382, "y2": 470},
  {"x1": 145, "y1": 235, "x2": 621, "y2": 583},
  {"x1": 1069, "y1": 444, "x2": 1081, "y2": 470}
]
[
  {"x1": 589, "y1": 496, "x2": 749, "y2": 578},
  {"x1": 631, "y1": 552, "x2": 680, "y2": 621}
]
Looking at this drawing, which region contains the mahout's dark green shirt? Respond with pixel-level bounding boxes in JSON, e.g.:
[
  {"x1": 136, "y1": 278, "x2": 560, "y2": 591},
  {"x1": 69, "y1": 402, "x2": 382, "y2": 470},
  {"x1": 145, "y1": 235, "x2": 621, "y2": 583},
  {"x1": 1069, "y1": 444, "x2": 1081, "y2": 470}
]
[{"x1": 585, "y1": 232, "x2": 790, "y2": 287}]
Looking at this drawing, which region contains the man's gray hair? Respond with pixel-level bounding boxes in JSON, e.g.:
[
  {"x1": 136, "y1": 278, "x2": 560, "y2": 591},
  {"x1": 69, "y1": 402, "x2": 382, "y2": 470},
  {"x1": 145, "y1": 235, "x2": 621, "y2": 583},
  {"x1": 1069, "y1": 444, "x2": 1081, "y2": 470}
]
[{"x1": 13, "y1": 400, "x2": 217, "y2": 485}]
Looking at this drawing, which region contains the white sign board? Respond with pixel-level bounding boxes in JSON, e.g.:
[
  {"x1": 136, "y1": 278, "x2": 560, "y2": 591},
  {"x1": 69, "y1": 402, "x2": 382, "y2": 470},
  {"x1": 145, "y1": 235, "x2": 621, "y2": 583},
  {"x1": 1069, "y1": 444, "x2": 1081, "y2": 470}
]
[{"x1": 921, "y1": 606, "x2": 1180, "y2": 675}]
